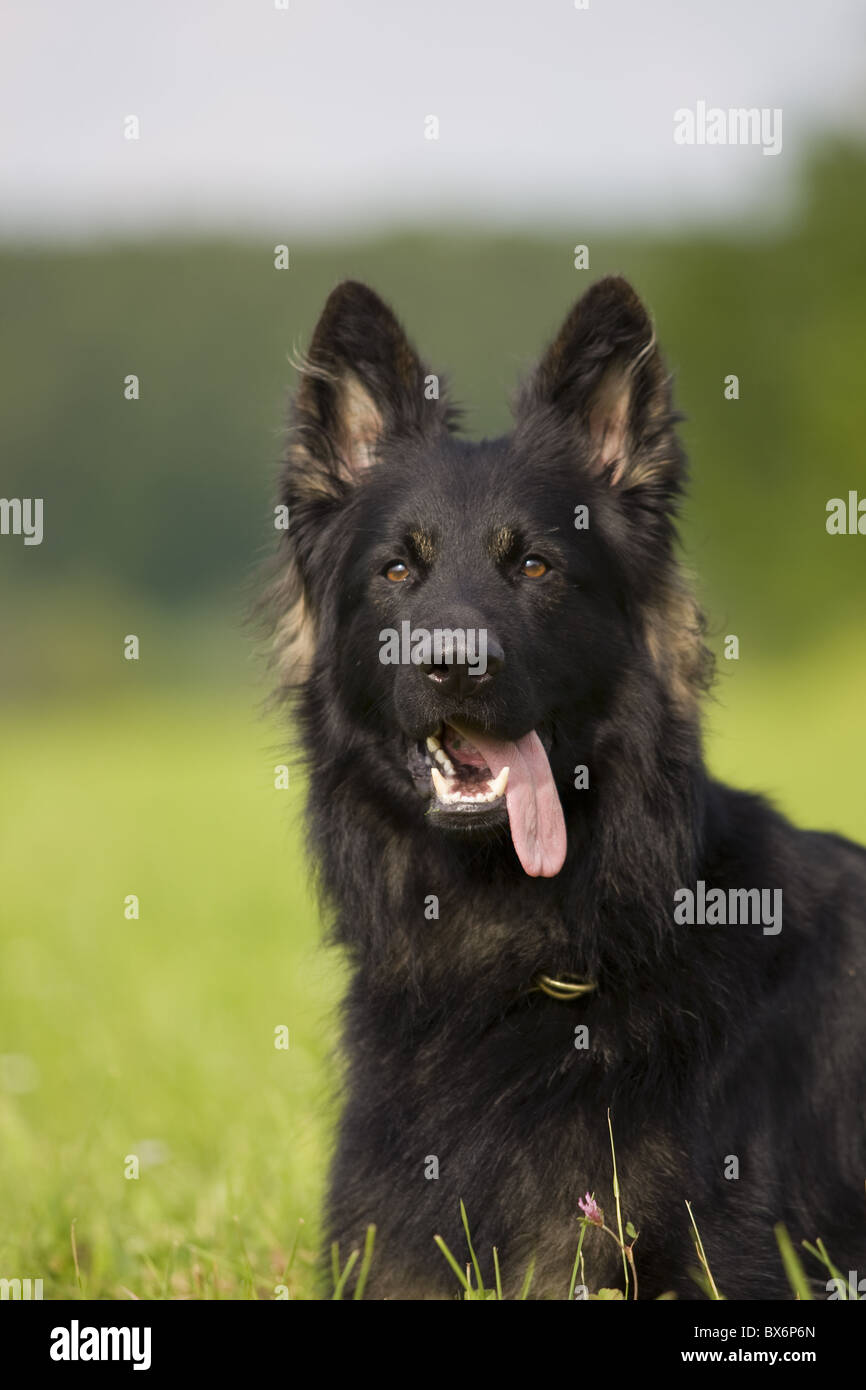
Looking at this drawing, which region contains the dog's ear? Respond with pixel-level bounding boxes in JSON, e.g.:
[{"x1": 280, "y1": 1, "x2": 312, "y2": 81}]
[
  {"x1": 286, "y1": 281, "x2": 453, "y2": 504},
  {"x1": 517, "y1": 276, "x2": 682, "y2": 496}
]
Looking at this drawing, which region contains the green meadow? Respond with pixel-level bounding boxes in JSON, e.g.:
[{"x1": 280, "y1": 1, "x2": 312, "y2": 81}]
[{"x1": 0, "y1": 685, "x2": 340, "y2": 1299}]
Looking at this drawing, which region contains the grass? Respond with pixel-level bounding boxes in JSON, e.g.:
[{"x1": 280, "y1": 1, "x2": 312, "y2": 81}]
[
  {"x1": 0, "y1": 686, "x2": 341, "y2": 1299},
  {"x1": 0, "y1": 627, "x2": 864, "y2": 1299}
]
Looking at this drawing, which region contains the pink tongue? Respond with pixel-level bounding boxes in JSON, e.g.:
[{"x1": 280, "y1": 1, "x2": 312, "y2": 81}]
[{"x1": 449, "y1": 723, "x2": 567, "y2": 878}]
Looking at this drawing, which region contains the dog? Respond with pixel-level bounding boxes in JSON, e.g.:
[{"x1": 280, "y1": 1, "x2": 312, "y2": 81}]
[{"x1": 267, "y1": 276, "x2": 866, "y2": 1299}]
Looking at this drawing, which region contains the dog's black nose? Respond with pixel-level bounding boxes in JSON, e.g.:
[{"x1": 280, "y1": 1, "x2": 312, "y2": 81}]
[{"x1": 422, "y1": 636, "x2": 504, "y2": 700}]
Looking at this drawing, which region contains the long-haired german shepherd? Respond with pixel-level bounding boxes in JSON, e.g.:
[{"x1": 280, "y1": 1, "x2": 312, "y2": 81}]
[{"x1": 268, "y1": 277, "x2": 866, "y2": 1299}]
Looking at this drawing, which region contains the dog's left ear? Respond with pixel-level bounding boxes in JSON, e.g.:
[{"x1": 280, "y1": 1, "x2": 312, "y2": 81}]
[{"x1": 516, "y1": 276, "x2": 683, "y2": 497}]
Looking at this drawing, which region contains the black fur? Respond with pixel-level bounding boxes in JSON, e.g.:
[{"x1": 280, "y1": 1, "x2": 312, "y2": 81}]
[{"x1": 268, "y1": 277, "x2": 866, "y2": 1299}]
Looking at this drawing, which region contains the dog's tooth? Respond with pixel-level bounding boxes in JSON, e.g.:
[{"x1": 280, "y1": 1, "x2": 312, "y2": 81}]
[
  {"x1": 488, "y1": 766, "x2": 510, "y2": 799},
  {"x1": 431, "y1": 767, "x2": 449, "y2": 801},
  {"x1": 426, "y1": 735, "x2": 441, "y2": 753},
  {"x1": 432, "y1": 745, "x2": 456, "y2": 776}
]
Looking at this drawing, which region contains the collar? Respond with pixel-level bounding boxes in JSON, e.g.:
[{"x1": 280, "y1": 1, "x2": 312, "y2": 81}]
[{"x1": 533, "y1": 972, "x2": 597, "y2": 1001}]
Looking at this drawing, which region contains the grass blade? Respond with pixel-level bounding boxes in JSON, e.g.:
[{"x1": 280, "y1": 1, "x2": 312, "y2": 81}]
[
  {"x1": 434, "y1": 1234, "x2": 471, "y2": 1293},
  {"x1": 70, "y1": 1220, "x2": 84, "y2": 1295},
  {"x1": 685, "y1": 1200, "x2": 723, "y2": 1300},
  {"x1": 607, "y1": 1109, "x2": 629, "y2": 1299},
  {"x1": 459, "y1": 1200, "x2": 485, "y2": 1295},
  {"x1": 353, "y1": 1224, "x2": 376, "y2": 1301},
  {"x1": 802, "y1": 1237, "x2": 847, "y2": 1295},
  {"x1": 331, "y1": 1249, "x2": 359, "y2": 1300},
  {"x1": 281, "y1": 1217, "x2": 304, "y2": 1285},
  {"x1": 568, "y1": 1221, "x2": 588, "y2": 1300},
  {"x1": 775, "y1": 1224, "x2": 813, "y2": 1301}
]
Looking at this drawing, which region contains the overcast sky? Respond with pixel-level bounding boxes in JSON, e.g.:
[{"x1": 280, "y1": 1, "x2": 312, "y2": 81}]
[{"x1": 2, "y1": 0, "x2": 865, "y2": 240}]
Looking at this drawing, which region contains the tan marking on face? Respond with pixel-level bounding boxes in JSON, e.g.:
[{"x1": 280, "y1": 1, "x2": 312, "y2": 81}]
[
  {"x1": 408, "y1": 529, "x2": 436, "y2": 565},
  {"x1": 488, "y1": 526, "x2": 516, "y2": 563}
]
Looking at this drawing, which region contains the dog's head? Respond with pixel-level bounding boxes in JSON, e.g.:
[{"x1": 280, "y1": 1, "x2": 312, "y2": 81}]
[{"x1": 271, "y1": 278, "x2": 708, "y2": 878}]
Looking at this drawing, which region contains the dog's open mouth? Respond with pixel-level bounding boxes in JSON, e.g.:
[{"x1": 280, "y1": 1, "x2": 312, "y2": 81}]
[{"x1": 411, "y1": 720, "x2": 567, "y2": 878}]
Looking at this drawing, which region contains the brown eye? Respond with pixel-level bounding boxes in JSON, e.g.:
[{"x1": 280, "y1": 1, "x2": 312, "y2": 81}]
[
  {"x1": 521, "y1": 557, "x2": 548, "y2": 579},
  {"x1": 385, "y1": 561, "x2": 410, "y2": 583}
]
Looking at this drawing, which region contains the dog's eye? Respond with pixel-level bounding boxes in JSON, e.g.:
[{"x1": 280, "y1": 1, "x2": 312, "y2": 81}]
[
  {"x1": 384, "y1": 561, "x2": 410, "y2": 583},
  {"x1": 521, "y1": 557, "x2": 548, "y2": 579}
]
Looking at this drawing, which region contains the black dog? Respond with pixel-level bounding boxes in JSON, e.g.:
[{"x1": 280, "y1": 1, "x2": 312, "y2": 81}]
[{"x1": 268, "y1": 276, "x2": 866, "y2": 1299}]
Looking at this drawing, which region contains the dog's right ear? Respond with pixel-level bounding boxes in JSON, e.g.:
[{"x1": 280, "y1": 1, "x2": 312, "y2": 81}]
[
  {"x1": 268, "y1": 283, "x2": 452, "y2": 688},
  {"x1": 285, "y1": 281, "x2": 453, "y2": 506}
]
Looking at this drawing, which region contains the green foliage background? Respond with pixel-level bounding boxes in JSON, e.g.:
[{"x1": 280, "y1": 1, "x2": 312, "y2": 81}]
[{"x1": 0, "y1": 142, "x2": 864, "y2": 1297}]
